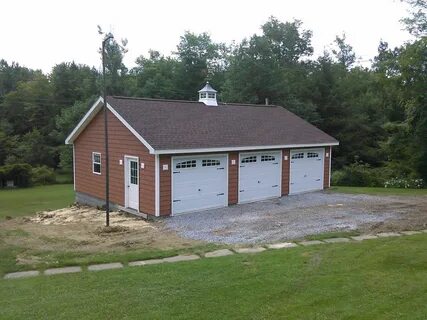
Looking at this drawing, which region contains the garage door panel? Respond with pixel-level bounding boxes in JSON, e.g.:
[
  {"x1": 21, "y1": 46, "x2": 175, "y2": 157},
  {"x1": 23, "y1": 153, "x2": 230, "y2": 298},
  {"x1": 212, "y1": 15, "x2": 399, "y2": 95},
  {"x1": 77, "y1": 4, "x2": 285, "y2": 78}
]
[
  {"x1": 172, "y1": 156, "x2": 227, "y2": 215},
  {"x1": 239, "y1": 152, "x2": 281, "y2": 203},
  {"x1": 290, "y1": 149, "x2": 324, "y2": 194}
]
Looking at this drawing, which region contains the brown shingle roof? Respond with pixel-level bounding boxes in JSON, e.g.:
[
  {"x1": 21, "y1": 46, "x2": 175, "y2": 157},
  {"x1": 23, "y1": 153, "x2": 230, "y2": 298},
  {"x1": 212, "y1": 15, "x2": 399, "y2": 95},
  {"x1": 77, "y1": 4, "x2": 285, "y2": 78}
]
[{"x1": 107, "y1": 96, "x2": 338, "y2": 151}]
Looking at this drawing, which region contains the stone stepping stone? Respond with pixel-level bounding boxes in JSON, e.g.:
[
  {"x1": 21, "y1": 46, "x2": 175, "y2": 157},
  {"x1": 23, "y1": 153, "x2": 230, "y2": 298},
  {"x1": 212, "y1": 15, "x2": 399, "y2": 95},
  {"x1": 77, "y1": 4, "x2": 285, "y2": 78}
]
[
  {"x1": 204, "y1": 249, "x2": 234, "y2": 258},
  {"x1": 162, "y1": 255, "x2": 200, "y2": 263},
  {"x1": 377, "y1": 232, "x2": 401, "y2": 238},
  {"x1": 129, "y1": 259, "x2": 164, "y2": 267},
  {"x1": 400, "y1": 231, "x2": 422, "y2": 235},
  {"x1": 298, "y1": 240, "x2": 324, "y2": 246},
  {"x1": 234, "y1": 247, "x2": 266, "y2": 254},
  {"x1": 88, "y1": 262, "x2": 123, "y2": 271},
  {"x1": 44, "y1": 266, "x2": 82, "y2": 276},
  {"x1": 267, "y1": 242, "x2": 298, "y2": 249},
  {"x1": 323, "y1": 237, "x2": 350, "y2": 243},
  {"x1": 4, "y1": 270, "x2": 39, "y2": 279},
  {"x1": 351, "y1": 235, "x2": 377, "y2": 241}
]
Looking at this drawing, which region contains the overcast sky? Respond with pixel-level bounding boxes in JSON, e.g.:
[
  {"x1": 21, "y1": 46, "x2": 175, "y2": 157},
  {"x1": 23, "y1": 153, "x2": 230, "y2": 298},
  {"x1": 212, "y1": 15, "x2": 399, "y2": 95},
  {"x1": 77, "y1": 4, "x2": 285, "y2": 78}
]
[{"x1": 1, "y1": 0, "x2": 413, "y2": 73}]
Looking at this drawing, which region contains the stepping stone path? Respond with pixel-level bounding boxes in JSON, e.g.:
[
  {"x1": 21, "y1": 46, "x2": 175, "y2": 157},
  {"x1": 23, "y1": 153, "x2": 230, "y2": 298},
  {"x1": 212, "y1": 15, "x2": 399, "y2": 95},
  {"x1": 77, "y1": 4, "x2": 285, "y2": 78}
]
[
  {"x1": 235, "y1": 247, "x2": 266, "y2": 254},
  {"x1": 45, "y1": 266, "x2": 82, "y2": 276},
  {"x1": 351, "y1": 235, "x2": 377, "y2": 241},
  {"x1": 4, "y1": 270, "x2": 39, "y2": 279},
  {"x1": 400, "y1": 231, "x2": 422, "y2": 235},
  {"x1": 205, "y1": 249, "x2": 234, "y2": 258},
  {"x1": 163, "y1": 255, "x2": 200, "y2": 263},
  {"x1": 129, "y1": 259, "x2": 164, "y2": 267},
  {"x1": 88, "y1": 262, "x2": 123, "y2": 272},
  {"x1": 299, "y1": 240, "x2": 324, "y2": 246},
  {"x1": 4, "y1": 230, "x2": 426, "y2": 280},
  {"x1": 377, "y1": 232, "x2": 401, "y2": 238},
  {"x1": 323, "y1": 238, "x2": 350, "y2": 243},
  {"x1": 267, "y1": 242, "x2": 298, "y2": 249}
]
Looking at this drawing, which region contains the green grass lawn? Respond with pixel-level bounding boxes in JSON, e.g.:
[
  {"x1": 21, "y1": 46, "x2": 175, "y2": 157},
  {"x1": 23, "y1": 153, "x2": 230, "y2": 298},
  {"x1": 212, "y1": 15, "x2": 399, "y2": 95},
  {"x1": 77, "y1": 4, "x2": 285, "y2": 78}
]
[
  {"x1": 0, "y1": 184, "x2": 74, "y2": 219},
  {"x1": 1, "y1": 234, "x2": 426, "y2": 320},
  {"x1": 329, "y1": 186, "x2": 427, "y2": 196}
]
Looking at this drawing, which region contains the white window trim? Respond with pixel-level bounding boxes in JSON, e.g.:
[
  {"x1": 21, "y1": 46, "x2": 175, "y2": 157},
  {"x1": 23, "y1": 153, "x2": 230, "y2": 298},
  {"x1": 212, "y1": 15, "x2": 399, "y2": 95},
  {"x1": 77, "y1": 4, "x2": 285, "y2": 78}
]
[{"x1": 92, "y1": 152, "x2": 101, "y2": 175}]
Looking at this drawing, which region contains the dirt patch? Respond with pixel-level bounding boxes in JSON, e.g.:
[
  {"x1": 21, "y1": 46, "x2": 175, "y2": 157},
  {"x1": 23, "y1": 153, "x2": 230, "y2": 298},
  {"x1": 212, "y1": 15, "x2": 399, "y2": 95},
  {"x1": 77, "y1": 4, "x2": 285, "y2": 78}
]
[{"x1": 0, "y1": 205, "x2": 203, "y2": 268}]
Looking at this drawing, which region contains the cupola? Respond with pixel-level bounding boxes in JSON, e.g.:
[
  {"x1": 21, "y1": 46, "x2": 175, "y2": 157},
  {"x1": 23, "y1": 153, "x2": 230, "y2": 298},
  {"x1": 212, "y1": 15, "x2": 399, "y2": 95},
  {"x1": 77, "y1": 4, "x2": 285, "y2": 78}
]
[{"x1": 198, "y1": 82, "x2": 218, "y2": 106}]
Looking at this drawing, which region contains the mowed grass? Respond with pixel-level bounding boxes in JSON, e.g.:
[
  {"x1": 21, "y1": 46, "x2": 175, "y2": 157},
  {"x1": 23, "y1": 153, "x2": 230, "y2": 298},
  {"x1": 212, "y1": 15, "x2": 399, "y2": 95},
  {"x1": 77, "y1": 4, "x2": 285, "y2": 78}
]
[
  {"x1": 0, "y1": 184, "x2": 74, "y2": 219},
  {"x1": 329, "y1": 186, "x2": 427, "y2": 196},
  {"x1": 1, "y1": 234, "x2": 426, "y2": 320}
]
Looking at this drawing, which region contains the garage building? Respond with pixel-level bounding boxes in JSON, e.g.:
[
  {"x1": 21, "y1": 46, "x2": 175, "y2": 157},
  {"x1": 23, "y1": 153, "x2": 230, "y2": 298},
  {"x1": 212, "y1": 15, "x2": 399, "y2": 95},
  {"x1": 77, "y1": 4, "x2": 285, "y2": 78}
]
[{"x1": 66, "y1": 83, "x2": 339, "y2": 217}]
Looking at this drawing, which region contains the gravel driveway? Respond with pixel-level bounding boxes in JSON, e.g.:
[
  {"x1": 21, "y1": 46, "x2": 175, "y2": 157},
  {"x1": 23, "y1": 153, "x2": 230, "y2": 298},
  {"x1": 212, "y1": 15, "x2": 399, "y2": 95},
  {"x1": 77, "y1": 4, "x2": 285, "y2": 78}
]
[{"x1": 165, "y1": 191, "x2": 427, "y2": 244}]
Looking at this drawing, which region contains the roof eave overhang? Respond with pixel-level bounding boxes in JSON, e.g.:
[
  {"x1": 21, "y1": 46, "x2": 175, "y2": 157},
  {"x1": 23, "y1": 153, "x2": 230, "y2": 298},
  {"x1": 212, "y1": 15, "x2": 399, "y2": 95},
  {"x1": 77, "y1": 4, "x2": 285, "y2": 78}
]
[
  {"x1": 152, "y1": 142, "x2": 339, "y2": 155},
  {"x1": 64, "y1": 97, "x2": 156, "y2": 154}
]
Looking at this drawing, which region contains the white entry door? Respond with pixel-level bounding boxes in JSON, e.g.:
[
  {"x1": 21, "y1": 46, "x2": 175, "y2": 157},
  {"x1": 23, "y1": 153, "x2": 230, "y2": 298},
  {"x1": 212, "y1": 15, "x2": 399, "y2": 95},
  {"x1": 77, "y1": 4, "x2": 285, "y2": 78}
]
[
  {"x1": 289, "y1": 149, "x2": 324, "y2": 194},
  {"x1": 172, "y1": 155, "x2": 228, "y2": 215},
  {"x1": 125, "y1": 157, "x2": 139, "y2": 210},
  {"x1": 239, "y1": 151, "x2": 281, "y2": 203}
]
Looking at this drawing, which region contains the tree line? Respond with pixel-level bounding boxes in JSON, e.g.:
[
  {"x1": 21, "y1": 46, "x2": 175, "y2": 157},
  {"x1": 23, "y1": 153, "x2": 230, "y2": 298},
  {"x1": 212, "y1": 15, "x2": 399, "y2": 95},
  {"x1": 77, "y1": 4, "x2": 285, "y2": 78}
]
[{"x1": 0, "y1": 0, "x2": 425, "y2": 187}]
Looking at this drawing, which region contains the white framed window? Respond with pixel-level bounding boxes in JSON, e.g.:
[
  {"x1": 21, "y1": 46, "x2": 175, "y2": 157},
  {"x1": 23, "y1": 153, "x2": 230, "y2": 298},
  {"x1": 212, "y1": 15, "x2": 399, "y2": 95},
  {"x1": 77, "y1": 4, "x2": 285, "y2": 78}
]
[
  {"x1": 200, "y1": 92, "x2": 207, "y2": 99},
  {"x1": 261, "y1": 155, "x2": 275, "y2": 162},
  {"x1": 202, "y1": 159, "x2": 220, "y2": 167},
  {"x1": 208, "y1": 93, "x2": 215, "y2": 99},
  {"x1": 291, "y1": 152, "x2": 304, "y2": 159},
  {"x1": 92, "y1": 152, "x2": 101, "y2": 174},
  {"x1": 307, "y1": 152, "x2": 319, "y2": 158},
  {"x1": 176, "y1": 160, "x2": 196, "y2": 169},
  {"x1": 241, "y1": 156, "x2": 257, "y2": 163}
]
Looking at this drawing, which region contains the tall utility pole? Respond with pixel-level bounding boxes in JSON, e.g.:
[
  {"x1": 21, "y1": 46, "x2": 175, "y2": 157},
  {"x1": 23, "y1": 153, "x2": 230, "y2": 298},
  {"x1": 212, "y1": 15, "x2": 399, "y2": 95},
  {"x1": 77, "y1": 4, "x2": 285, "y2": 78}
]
[{"x1": 102, "y1": 33, "x2": 114, "y2": 227}]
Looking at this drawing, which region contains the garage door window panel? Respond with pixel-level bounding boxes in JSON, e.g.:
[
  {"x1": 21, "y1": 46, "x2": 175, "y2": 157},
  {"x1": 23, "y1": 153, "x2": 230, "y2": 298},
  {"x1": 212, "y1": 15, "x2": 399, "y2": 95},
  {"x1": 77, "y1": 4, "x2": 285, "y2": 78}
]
[
  {"x1": 176, "y1": 160, "x2": 197, "y2": 169},
  {"x1": 261, "y1": 155, "x2": 275, "y2": 162},
  {"x1": 202, "y1": 159, "x2": 220, "y2": 167},
  {"x1": 241, "y1": 156, "x2": 257, "y2": 163},
  {"x1": 291, "y1": 153, "x2": 304, "y2": 159},
  {"x1": 307, "y1": 152, "x2": 319, "y2": 158}
]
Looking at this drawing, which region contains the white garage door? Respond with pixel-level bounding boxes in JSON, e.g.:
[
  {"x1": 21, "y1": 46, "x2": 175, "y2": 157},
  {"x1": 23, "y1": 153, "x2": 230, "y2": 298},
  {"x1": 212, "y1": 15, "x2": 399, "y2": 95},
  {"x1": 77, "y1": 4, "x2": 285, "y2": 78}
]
[
  {"x1": 290, "y1": 149, "x2": 324, "y2": 194},
  {"x1": 239, "y1": 151, "x2": 281, "y2": 203},
  {"x1": 172, "y1": 155, "x2": 228, "y2": 215}
]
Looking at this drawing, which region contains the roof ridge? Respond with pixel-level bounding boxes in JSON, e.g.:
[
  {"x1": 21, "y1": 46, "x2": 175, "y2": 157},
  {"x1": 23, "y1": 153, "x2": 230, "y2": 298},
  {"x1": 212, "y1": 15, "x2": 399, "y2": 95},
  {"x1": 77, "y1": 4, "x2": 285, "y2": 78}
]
[
  {"x1": 109, "y1": 95, "x2": 278, "y2": 108},
  {"x1": 109, "y1": 96, "x2": 202, "y2": 104},
  {"x1": 219, "y1": 102, "x2": 278, "y2": 108}
]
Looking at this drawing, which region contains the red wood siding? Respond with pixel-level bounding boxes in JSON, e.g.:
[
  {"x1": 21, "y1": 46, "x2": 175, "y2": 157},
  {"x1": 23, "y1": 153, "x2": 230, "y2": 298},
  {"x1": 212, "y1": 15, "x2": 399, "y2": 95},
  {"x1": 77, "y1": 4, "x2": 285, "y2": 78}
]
[
  {"x1": 282, "y1": 149, "x2": 290, "y2": 195},
  {"x1": 74, "y1": 109, "x2": 155, "y2": 215},
  {"x1": 324, "y1": 146, "x2": 331, "y2": 188},
  {"x1": 228, "y1": 152, "x2": 239, "y2": 204},
  {"x1": 159, "y1": 155, "x2": 171, "y2": 216}
]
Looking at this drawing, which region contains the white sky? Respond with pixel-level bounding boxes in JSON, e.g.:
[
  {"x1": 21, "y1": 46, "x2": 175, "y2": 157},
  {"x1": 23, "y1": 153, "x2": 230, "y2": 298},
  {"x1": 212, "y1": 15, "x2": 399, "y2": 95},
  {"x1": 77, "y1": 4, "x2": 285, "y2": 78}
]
[{"x1": 1, "y1": 0, "x2": 413, "y2": 73}]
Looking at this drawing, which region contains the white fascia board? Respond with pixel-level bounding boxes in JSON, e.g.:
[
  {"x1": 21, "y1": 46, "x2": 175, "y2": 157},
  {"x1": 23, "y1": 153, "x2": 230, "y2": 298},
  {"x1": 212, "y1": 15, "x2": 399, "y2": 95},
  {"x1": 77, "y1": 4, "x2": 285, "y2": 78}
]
[
  {"x1": 65, "y1": 96, "x2": 104, "y2": 144},
  {"x1": 64, "y1": 97, "x2": 156, "y2": 154},
  {"x1": 153, "y1": 142, "x2": 339, "y2": 155}
]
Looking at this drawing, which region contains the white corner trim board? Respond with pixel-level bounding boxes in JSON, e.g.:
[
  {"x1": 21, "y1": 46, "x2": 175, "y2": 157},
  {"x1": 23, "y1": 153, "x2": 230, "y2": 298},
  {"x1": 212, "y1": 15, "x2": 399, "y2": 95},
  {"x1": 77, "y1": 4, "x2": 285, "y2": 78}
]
[{"x1": 155, "y1": 154, "x2": 160, "y2": 217}]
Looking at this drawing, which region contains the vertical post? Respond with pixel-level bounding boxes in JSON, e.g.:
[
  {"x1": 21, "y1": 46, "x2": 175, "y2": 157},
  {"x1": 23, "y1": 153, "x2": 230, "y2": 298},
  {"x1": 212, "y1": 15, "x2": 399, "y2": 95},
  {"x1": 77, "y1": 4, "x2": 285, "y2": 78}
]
[{"x1": 102, "y1": 35, "x2": 113, "y2": 227}]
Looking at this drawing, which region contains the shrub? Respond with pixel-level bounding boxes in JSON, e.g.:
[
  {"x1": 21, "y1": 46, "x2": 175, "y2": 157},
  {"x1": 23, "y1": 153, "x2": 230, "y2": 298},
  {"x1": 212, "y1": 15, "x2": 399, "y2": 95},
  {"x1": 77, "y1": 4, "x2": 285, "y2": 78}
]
[
  {"x1": 331, "y1": 163, "x2": 384, "y2": 187},
  {"x1": 31, "y1": 166, "x2": 56, "y2": 185},
  {"x1": 0, "y1": 163, "x2": 32, "y2": 188},
  {"x1": 384, "y1": 178, "x2": 424, "y2": 189}
]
